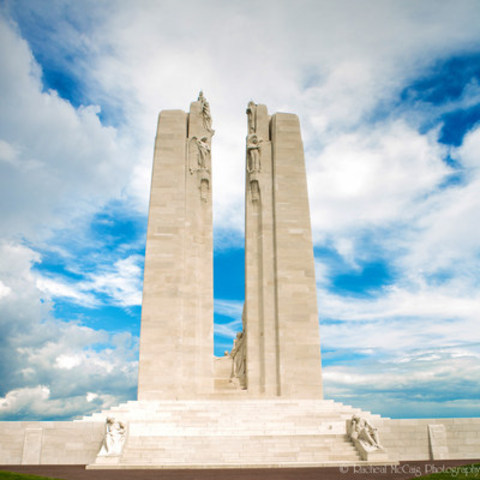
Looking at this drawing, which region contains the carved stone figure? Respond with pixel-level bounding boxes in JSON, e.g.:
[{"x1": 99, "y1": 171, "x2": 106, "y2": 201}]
[
  {"x1": 188, "y1": 136, "x2": 211, "y2": 202},
  {"x1": 250, "y1": 179, "x2": 260, "y2": 202},
  {"x1": 230, "y1": 331, "x2": 246, "y2": 389},
  {"x1": 198, "y1": 90, "x2": 214, "y2": 134},
  {"x1": 190, "y1": 136, "x2": 211, "y2": 173},
  {"x1": 196, "y1": 136, "x2": 210, "y2": 170},
  {"x1": 98, "y1": 417, "x2": 126, "y2": 456},
  {"x1": 246, "y1": 134, "x2": 262, "y2": 174},
  {"x1": 246, "y1": 100, "x2": 257, "y2": 134},
  {"x1": 200, "y1": 176, "x2": 210, "y2": 203},
  {"x1": 347, "y1": 415, "x2": 382, "y2": 450}
]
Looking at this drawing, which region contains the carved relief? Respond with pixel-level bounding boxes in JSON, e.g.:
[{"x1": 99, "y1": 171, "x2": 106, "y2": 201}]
[
  {"x1": 189, "y1": 136, "x2": 211, "y2": 202},
  {"x1": 246, "y1": 132, "x2": 263, "y2": 203},
  {"x1": 200, "y1": 176, "x2": 209, "y2": 203},
  {"x1": 97, "y1": 417, "x2": 127, "y2": 457},
  {"x1": 229, "y1": 331, "x2": 247, "y2": 389},
  {"x1": 246, "y1": 102, "x2": 263, "y2": 203},
  {"x1": 198, "y1": 90, "x2": 214, "y2": 135},
  {"x1": 190, "y1": 136, "x2": 211, "y2": 173},
  {"x1": 347, "y1": 415, "x2": 383, "y2": 451},
  {"x1": 246, "y1": 100, "x2": 257, "y2": 134},
  {"x1": 250, "y1": 179, "x2": 260, "y2": 202},
  {"x1": 247, "y1": 134, "x2": 262, "y2": 174}
]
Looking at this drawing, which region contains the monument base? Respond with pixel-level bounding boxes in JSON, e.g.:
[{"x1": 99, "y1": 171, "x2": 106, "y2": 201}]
[
  {"x1": 87, "y1": 460, "x2": 396, "y2": 470},
  {"x1": 1, "y1": 400, "x2": 479, "y2": 467},
  {"x1": 82, "y1": 399, "x2": 396, "y2": 469}
]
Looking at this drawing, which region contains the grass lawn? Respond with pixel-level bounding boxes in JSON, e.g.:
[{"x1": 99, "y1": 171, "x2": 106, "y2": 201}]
[
  {"x1": 416, "y1": 463, "x2": 480, "y2": 479},
  {"x1": 0, "y1": 472, "x2": 62, "y2": 480}
]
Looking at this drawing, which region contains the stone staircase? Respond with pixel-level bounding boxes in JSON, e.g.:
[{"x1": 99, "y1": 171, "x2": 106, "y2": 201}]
[
  {"x1": 82, "y1": 399, "x2": 390, "y2": 468},
  {"x1": 121, "y1": 433, "x2": 360, "y2": 466}
]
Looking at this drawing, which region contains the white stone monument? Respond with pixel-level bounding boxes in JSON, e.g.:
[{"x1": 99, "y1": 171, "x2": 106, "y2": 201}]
[
  {"x1": 138, "y1": 96, "x2": 323, "y2": 401},
  {"x1": 138, "y1": 92, "x2": 214, "y2": 400},
  {"x1": 0, "y1": 94, "x2": 479, "y2": 468},
  {"x1": 242, "y1": 103, "x2": 323, "y2": 398}
]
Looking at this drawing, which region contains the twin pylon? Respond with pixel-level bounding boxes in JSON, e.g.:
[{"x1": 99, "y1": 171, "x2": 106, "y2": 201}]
[{"x1": 138, "y1": 93, "x2": 323, "y2": 400}]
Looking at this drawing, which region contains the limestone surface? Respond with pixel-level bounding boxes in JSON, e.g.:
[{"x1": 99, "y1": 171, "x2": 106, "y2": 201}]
[
  {"x1": 137, "y1": 93, "x2": 214, "y2": 400},
  {"x1": 242, "y1": 103, "x2": 323, "y2": 398},
  {"x1": 0, "y1": 96, "x2": 478, "y2": 468}
]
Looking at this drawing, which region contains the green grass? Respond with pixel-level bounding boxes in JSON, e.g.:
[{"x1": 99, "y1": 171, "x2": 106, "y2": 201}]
[
  {"x1": 0, "y1": 472, "x2": 63, "y2": 480},
  {"x1": 415, "y1": 463, "x2": 480, "y2": 479}
]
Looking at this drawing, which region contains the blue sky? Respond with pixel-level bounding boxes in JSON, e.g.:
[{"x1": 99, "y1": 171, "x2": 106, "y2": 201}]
[{"x1": 1, "y1": 0, "x2": 480, "y2": 421}]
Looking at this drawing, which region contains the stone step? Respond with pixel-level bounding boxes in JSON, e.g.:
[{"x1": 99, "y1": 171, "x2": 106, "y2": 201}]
[
  {"x1": 82, "y1": 411, "x2": 382, "y2": 425},
  {"x1": 80, "y1": 400, "x2": 381, "y2": 417},
  {"x1": 119, "y1": 434, "x2": 361, "y2": 465},
  {"x1": 82, "y1": 399, "x2": 351, "y2": 412},
  {"x1": 119, "y1": 454, "x2": 362, "y2": 463},
  {"x1": 78, "y1": 395, "x2": 387, "y2": 468},
  {"x1": 127, "y1": 434, "x2": 355, "y2": 443},
  {"x1": 107, "y1": 402, "x2": 351, "y2": 410}
]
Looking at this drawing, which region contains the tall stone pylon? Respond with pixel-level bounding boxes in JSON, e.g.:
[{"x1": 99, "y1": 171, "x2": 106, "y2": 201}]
[
  {"x1": 137, "y1": 92, "x2": 214, "y2": 400},
  {"x1": 243, "y1": 102, "x2": 323, "y2": 398}
]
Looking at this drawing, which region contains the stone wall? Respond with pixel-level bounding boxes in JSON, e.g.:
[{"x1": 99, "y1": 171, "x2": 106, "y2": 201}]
[
  {"x1": 0, "y1": 421, "x2": 103, "y2": 465},
  {"x1": 379, "y1": 418, "x2": 480, "y2": 461},
  {"x1": 1, "y1": 415, "x2": 479, "y2": 465}
]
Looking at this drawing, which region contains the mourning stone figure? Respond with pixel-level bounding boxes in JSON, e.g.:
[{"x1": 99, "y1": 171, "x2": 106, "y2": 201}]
[
  {"x1": 230, "y1": 331, "x2": 247, "y2": 389},
  {"x1": 196, "y1": 136, "x2": 211, "y2": 170},
  {"x1": 190, "y1": 136, "x2": 211, "y2": 174},
  {"x1": 247, "y1": 134, "x2": 262, "y2": 174},
  {"x1": 98, "y1": 417, "x2": 127, "y2": 456},
  {"x1": 348, "y1": 415, "x2": 382, "y2": 450}
]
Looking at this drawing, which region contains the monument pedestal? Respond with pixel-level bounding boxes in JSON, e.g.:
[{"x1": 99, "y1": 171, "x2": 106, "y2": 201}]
[{"x1": 84, "y1": 399, "x2": 397, "y2": 469}]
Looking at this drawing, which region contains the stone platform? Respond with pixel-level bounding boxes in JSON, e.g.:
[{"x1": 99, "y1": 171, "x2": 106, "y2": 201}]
[
  {"x1": 1, "y1": 399, "x2": 479, "y2": 466},
  {"x1": 80, "y1": 399, "x2": 392, "y2": 469}
]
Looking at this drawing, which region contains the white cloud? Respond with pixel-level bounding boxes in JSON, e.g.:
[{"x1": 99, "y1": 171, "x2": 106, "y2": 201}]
[
  {"x1": 0, "y1": 385, "x2": 50, "y2": 412},
  {"x1": 0, "y1": 242, "x2": 46, "y2": 340},
  {"x1": 2, "y1": 0, "x2": 480, "y2": 238},
  {"x1": 64, "y1": 0, "x2": 477, "y2": 233},
  {"x1": 0, "y1": 139, "x2": 19, "y2": 165},
  {"x1": 55, "y1": 354, "x2": 83, "y2": 370},
  {"x1": 456, "y1": 123, "x2": 480, "y2": 170},
  {"x1": 368, "y1": 125, "x2": 480, "y2": 279},
  {"x1": 0, "y1": 15, "x2": 137, "y2": 240},
  {"x1": 319, "y1": 284, "x2": 480, "y2": 325},
  {"x1": 316, "y1": 264, "x2": 480, "y2": 417},
  {"x1": 323, "y1": 348, "x2": 480, "y2": 418},
  {"x1": 86, "y1": 392, "x2": 98, "y2": 402},
  {"x1": 1, "y1": 0, "x2": 478, "y2": 244},
  {"x1": 214, "y1": 322, "x2": 242, "y2": 341},
  {"x1": 86, "y1": 254, "x2": 143, "y2": 307},
  {"x1": 0, "y1": 241, "x2": 138, "y2": 420},
  {"x1": 36, "y1": 277, "x2": 97, "y2": 306},
  {"x1": 213, "y1": 300, "x2": 243, "y2": 350},
  {"x1": 0, "y1": 384, "x2": 123, "y2": 420},
  {"x1": 308, "y1": 121, "x2": 450, "y2": 240},
  {"x1": 214, "y1": 299, "x2": 243, "y2": 319},
  {"x1": 0, "y1": 280, "x2": 11, "y2": 299},
  {"x1": 32, "y1": 254, "x2": 144, "y2": 308}
]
